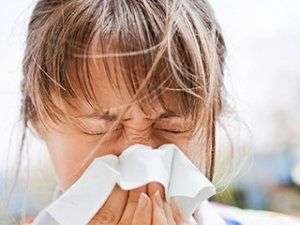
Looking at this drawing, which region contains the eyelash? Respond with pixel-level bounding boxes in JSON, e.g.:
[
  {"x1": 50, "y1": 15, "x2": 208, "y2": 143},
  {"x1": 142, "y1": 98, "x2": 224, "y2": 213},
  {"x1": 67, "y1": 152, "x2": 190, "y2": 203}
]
[
  {"x1": 155, "y1": 128, "x2": 191, "y2": 134},
  {"x1": 82, "y1": 127, "x2": 191, "y2": 136},
  {"x1": 82, "y1": 127, "x2": 122, "y2": 136}
]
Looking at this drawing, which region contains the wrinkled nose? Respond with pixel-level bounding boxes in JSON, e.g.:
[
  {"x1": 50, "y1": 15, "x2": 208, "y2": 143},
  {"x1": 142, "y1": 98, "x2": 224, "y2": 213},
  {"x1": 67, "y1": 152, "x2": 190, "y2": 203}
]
[
  {"x1": 122, "y1": 122, "x2": 160, "y2": 150},
  {"x1": 118, "y1": 104, "x2": 163, "y2": 150}
]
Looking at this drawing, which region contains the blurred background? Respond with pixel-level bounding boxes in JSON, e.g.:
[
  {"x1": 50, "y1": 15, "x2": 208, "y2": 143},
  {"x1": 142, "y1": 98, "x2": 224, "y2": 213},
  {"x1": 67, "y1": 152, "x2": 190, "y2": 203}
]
[{"x1": 0, "y1": 0, "x2": 300, "y2": 224}]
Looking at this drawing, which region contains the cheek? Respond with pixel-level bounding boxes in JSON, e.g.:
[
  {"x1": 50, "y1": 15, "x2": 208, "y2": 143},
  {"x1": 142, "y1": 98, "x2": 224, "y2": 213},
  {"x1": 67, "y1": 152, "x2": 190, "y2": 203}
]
[
  {"x1": 154, "y1": 132, "x2": 193, "y2": 156},
  {"x1": 44, "y1": 128, "x2": 109, "y2": 191},
  {"x1": 185, "y1": 135, "x2": 206, "y2": 173}
]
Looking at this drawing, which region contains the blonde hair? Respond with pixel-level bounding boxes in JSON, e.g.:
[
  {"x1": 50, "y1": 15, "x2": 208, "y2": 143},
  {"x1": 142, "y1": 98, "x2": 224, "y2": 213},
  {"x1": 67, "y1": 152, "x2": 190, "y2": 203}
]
[{"x1": 4, "y1": 0, "x2": 228, "y2": 223}]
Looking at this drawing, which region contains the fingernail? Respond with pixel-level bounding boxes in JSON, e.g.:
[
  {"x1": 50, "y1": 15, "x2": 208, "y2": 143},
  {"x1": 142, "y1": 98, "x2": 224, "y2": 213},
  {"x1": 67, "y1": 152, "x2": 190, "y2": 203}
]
[
  {"x1": 154, "y1": 190, "x2": 163, "y2": 208},
  {"x1": 138, "y1": 192, "x2": 148, "y2": 209}
]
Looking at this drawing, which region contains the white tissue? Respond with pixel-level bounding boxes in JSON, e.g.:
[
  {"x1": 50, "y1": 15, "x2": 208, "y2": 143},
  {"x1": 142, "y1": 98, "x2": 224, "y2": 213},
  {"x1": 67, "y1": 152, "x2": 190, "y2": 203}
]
[{"x1": 45, "y1": 143, "x2": 216, "y2": 225}]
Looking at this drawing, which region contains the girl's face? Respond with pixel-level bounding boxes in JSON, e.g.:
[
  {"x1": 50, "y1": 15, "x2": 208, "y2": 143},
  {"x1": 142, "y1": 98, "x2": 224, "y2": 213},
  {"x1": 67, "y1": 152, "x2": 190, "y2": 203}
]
[{"x1": 35, "y1": 60, "x2": 201, "y2": 192}]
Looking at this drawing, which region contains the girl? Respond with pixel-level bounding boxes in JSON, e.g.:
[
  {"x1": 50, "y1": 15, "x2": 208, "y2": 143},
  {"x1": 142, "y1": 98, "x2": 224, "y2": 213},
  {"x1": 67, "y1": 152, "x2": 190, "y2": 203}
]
[
  {"x1": 4, "y1": 0, "x2": 299, "y2": 224},
  {"x1": 20, "y1": 0, "x2": 225, "y2": 223}
]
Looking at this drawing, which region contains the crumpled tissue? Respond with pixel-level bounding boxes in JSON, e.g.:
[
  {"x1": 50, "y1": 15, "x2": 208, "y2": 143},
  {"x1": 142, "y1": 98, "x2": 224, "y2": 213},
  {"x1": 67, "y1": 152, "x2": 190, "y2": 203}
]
[{"x1": 35, "y1": 143, "x2": 216, "y2": 225}]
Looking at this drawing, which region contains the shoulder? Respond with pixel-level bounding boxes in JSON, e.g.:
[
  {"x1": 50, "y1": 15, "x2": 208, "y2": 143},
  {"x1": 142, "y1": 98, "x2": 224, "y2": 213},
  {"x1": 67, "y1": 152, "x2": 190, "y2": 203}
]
[{"x1": 210, "y1": 202, "x2": 300, "y2": 225}]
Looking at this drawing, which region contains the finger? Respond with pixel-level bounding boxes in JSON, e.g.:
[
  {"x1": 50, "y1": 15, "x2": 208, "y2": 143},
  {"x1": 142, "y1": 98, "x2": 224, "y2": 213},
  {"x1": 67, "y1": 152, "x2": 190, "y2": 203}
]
[
  {"x1": 170, "y1": 198, "x2": 185, "y2": 225},
  {"x1": 88, "y1": 185, "x2": 127, "y2": 225},
  {"x1": 147, "y1": 181, "x2": 165, "y2": 200},
  {"x1": 162, "y1": 201, "x2": 177, "y2": 225},
  {"x1": 151, "y1": 190, "x2": 169, "y2": 225},
  {"x1": 117, "y1": 185, "x2": 147, "y2": 224},
  {"x1": 132, "y1": 193, "x2": 152, "y2": 225}
]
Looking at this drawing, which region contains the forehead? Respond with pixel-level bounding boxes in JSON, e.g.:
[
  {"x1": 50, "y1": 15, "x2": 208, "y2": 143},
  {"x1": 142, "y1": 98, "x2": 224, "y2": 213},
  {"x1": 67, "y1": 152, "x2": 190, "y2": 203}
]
[{"x1": 68, "y1": 56, "x2": 178, "y2": 116}]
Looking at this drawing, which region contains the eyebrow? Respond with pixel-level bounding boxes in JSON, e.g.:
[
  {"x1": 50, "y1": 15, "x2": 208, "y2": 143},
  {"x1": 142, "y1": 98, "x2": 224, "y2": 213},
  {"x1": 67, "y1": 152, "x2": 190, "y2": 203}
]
[{"x1": 78, "y1": 109, "x2": 182, "y2": 121}]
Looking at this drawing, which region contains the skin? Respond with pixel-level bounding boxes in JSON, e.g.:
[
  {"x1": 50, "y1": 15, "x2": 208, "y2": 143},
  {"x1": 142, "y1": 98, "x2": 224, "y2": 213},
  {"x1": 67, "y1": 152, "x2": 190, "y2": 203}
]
[{"x1": 33, "y1": 59, "x2": 203, "y2": 224}]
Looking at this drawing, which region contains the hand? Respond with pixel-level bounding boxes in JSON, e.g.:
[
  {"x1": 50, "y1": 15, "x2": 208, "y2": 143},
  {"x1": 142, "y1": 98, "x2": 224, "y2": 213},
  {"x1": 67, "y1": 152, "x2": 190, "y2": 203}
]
[{"x1": 88, "y1": 182, "x2": 186, "y2": 225}]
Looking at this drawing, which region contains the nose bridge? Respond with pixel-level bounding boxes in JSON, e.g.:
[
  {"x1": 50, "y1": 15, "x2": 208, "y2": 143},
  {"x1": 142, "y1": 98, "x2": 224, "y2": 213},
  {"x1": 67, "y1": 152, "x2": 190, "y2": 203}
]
[
  {"x1": 123, "y1": 122, "x2": 156, "y2": 148},
  {"x1": 121, "y1": 104, "x2": 161, "y2": 149}
]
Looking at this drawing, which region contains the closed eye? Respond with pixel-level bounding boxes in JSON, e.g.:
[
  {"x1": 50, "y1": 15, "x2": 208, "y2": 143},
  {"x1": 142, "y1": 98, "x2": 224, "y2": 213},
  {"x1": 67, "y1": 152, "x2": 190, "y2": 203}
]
[
  {"x1": 81, "y1": 126, "x2": 123, "y2": 136},
  {"x1": 155, "y1": 128, "x2": 192, "y2": 134},
  {"x1": 82, "y1": 127, "x2": 191, "y2": 136},
  {"x1": 76, "y1": 113, "x2": 192, "y2": 136}
]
